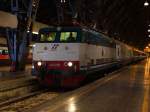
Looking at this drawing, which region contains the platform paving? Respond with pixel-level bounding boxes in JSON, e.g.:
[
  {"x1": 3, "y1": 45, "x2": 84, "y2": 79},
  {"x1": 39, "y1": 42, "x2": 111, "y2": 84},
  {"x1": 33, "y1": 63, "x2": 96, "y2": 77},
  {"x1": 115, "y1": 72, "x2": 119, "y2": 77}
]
[
  {"x1": 0, "y1": 65, "x2": 31, "y2": 81},
  {"x1": 26, "y1": 58, "x2": 150, "y2": 112}
]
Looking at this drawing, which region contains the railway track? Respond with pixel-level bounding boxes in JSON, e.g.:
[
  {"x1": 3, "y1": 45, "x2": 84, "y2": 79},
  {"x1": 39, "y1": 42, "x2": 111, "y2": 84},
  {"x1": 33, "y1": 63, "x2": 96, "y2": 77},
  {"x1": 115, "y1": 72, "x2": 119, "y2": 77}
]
[
  {"x1": 0, "y1": 67, "x2": 129, "y2": 112},
  {"x1": 0, "y1": 90, "x2": 59, "y2": 112},
  {"x1": 0, "y1": 76, "x2": 51, "y2": 111},
  {"x1": 0, "y1": 76, "x2": 39, "y2": 102},
  {"x1": 0, "y1": 89, "x2": 47, "y2": 108},
  {"x1": 0, "y1": 83, "x2": 41, "y2": 102},
  {"x1": 0, "y1": 77, "x2": 59, "y2": 111}
]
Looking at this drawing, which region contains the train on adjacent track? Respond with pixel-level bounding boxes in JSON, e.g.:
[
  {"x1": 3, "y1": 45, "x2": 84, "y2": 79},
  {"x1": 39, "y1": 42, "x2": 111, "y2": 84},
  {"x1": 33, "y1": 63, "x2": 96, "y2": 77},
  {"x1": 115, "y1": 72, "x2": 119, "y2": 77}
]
[
  {"x1": 0, "y1": 46, "x2": 32, "y2": 66},
  {"x1": 32, "y1": 26, "x2": 146, "y2": 87},
  {"x1": 0, "y1": 47, "x2": 9, "y2": 59}
]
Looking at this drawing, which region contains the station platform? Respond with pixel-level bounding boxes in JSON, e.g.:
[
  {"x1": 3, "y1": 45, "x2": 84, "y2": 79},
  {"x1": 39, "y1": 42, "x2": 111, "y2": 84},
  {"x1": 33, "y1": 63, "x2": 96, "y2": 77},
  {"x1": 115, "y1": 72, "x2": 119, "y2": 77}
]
[
  {"x1": 0, "y1": 65, "x2": 31, "y2": 82},
  {"x1": 26, "y1": 58, "x2": 150, "y2": 112},
  {"x1": 0, "y1": 64, "x2": 35, "y2": 95}
]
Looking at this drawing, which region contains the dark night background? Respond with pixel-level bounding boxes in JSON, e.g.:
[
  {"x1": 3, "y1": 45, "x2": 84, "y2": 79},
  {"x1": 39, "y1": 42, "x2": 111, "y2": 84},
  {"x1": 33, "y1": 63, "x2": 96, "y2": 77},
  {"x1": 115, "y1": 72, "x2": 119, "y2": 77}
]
[{"x1": 0, "y1": 0, "x2": 150, "y2": 50}]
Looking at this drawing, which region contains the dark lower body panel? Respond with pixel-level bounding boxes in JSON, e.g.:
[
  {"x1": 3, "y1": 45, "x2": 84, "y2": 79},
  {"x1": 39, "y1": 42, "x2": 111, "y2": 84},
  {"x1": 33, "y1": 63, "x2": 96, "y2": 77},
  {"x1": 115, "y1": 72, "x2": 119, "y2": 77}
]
[{"x1": 34, "y1": 62, "x2": 119, "y2": 88}]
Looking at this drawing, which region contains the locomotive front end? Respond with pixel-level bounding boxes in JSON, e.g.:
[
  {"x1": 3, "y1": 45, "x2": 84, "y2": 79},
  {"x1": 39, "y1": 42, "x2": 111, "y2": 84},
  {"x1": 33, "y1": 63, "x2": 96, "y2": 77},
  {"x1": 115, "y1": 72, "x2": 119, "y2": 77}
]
[{"x1": 32, "y1": 27, "x2": 84, "y2": 87}]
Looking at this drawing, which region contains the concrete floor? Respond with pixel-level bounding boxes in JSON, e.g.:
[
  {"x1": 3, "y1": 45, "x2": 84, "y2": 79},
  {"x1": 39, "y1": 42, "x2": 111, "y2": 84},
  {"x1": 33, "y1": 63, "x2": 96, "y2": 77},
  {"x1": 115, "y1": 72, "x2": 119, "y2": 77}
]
[
  {"x1": 0, "y1": 65, "x2": 31, "y2": 72},
  {"x1": 0, "y1": 65, "x2": 32, "y2": 81},
  {"x1": 27, "y1": 58, "x2": 150, "y2": 112}
]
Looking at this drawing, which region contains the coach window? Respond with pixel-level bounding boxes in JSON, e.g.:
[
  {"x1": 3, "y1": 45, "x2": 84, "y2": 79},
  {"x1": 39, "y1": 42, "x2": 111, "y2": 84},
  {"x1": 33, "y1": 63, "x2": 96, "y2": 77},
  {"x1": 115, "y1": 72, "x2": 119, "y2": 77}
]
[
  {"x1": 2, "y1": 50, "x2": 7, "y2": 55},
  {"x1": 4, "y1": 50, "x2": 8, "y2": 55},
  {"x1": 60, "y1": 32, "x2": 77, "y2": 42},
  {"x1": 118, "y1": 48, "x2": 120, "y2": 56},
  {"x1": 102, "y1": 48, "x2": 104, "y2": 56},
  {"x1": 0, "y1": 50, "x2": 2, "y2": 54},
  {"x1": 81, "y1": 31, "x2": 86, "y2": 42}
]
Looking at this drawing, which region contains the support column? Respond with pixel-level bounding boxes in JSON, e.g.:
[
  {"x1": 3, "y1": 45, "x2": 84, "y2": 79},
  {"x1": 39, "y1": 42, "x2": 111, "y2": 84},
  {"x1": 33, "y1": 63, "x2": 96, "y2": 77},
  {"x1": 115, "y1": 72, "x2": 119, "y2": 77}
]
[{"x1": 6, "y1": 0, "x2": 39, "y2": 72}]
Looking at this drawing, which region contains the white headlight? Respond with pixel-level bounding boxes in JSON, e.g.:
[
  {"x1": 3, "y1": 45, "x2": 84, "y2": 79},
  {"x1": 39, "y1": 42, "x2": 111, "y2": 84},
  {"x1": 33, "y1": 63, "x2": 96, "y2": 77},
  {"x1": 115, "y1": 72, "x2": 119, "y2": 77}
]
[
  {"x1": 37, "y1": 61, "x2": 42, "y2": 66},
  {"x1": 67, "y1": 62, "x2": 73, "y2": 67}
]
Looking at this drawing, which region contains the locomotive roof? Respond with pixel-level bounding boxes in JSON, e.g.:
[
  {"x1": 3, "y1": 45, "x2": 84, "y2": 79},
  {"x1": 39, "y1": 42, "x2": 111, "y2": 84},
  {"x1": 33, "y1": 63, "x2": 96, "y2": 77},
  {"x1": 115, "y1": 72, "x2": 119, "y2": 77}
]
[
  {"x1": 39, "y1": 26, "x2": 82, "y2": 33},
  {"x1": 38, "y1": 26, "x2": 145, "y2": 53}
]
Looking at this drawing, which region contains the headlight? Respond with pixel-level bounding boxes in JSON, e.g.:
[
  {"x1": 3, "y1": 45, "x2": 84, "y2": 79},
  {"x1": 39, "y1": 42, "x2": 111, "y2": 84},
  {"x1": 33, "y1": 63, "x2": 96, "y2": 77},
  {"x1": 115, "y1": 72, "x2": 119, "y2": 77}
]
[
  {"x1": 37, "y1": 61, "x2": 42, "y2": 66},
  {"x1": 67, "y1": 62, "x2": 73, "y2": 67}
]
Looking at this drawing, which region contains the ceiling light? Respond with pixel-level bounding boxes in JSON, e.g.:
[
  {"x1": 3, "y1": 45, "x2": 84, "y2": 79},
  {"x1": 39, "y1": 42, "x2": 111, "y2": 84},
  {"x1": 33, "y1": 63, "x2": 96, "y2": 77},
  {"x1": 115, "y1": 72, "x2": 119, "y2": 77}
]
[
  {"x1": 148, "y1": 29, "x2": 150, "y2": 32},
  {"x1": 61, "y1": 0, "x2": 66, "y2": 3},
  {"x1": 32, "y1": 44, "x2": 36, "y2": 47},
  {"x1": 144, "y1": 1, "x2": 149, "y2": 6},
  {"x1": 32, "y1": 31, "x2": 39, "y2": 34}
]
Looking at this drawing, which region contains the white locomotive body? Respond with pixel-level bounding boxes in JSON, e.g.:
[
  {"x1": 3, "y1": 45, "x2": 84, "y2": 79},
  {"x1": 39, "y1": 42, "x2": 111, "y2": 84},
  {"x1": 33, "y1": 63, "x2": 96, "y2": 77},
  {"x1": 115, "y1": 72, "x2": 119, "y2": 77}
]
[{"x1": 32, "y1": 26, "x2": 146, "y2": 87}]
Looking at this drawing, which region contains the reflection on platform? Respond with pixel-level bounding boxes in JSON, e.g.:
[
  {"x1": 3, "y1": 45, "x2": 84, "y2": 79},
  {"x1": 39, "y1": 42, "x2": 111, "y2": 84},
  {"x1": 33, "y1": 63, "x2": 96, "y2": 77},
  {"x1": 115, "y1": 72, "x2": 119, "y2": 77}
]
[
  {"x1": 67, "y1": 97, "x2": 77, "y2": 112},
  {"x1": 142, "y1": 58, "x2": 150, "y2": 112},
  {"x1": 26, "y1": 59, "x2": 150, "y2": 112}
]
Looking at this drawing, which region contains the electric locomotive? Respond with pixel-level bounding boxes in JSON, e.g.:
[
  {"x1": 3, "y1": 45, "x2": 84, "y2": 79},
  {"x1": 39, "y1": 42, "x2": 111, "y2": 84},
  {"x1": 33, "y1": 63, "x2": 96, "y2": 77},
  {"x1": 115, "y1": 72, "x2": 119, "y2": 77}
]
[{"x1": 32, "y1": 26, "x2": 146, "y2": 87}]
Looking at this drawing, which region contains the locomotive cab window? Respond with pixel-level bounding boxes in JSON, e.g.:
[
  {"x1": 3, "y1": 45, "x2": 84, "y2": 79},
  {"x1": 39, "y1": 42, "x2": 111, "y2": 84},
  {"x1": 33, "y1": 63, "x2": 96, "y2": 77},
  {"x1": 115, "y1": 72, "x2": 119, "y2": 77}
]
[
  {"x1": 60, "y1": 32, "x2": 77, "y2": 42},
  {"x1": 40, "y1": 32, "x2": 56, "y2": 42}
]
